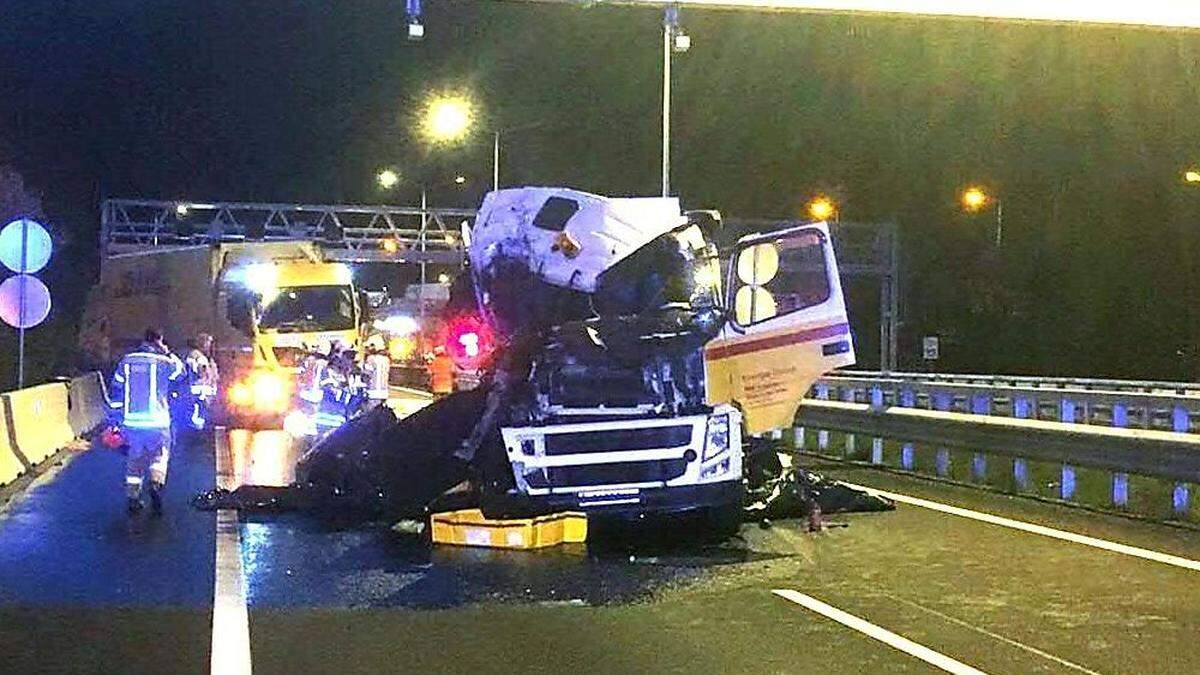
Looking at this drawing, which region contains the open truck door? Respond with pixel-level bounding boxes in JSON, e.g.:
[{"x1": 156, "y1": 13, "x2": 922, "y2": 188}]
[{"x1": 704, "y1": 223, "x2": 855, "y2": 435}]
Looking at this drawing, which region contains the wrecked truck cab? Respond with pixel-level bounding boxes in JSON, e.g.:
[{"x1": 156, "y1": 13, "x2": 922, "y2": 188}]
[{"x1": 466, "y1": 188, "x2": 854, "y2": 522}]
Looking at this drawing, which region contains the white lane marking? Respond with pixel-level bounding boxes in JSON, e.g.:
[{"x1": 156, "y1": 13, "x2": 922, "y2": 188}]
[
  {"x1": 772, "y1": 589, "x2": 988, "y2": 675},
  {"x1": 841, "y1": 482, "x2": 1200, "y2": 572},
  {"x1": 212, "y1": 428, "x2": 252, "y2": 675},
  {"x1": 878, "y1": 593, "x2": 1103, "y2": 675}
]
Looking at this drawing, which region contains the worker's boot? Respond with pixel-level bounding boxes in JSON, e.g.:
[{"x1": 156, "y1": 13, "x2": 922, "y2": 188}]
[
  {"x1": 149, "y1": 484, "x2": 164, "y2": 517},
  {"x1": 127, "y1": 497, "x2": 143, "y2": 515}
]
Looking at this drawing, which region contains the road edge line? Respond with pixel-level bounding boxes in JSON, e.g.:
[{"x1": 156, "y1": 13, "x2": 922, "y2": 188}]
[
  {"x1": 842, "y1": 481, "x2": 1200, "y2": 572},
  {"x1": 212, "y1": 427, "x2": 252, "y2": 675},
  {"x1": 771, "y1": 589, "x2": 988, "y2": 675}
]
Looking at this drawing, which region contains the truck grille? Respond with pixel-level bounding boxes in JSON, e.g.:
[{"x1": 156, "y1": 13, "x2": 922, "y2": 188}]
[
  {"x1": 524, "y1": 458, "x2": 689, "y2": 488},
  {"x1": 272, "y1": 347, "x2": 305, "y2": 368},
  {"x1": 543, "y1": 425, "x2": 693, "y2": 456}
]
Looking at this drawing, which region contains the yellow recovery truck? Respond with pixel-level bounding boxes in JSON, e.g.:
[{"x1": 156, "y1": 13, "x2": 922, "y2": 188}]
[{"x1": 80, "y1": 241, "x2": 363, "y2": 426}]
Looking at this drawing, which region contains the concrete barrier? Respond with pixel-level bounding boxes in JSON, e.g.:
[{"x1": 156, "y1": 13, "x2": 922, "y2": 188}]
[
  {"x1": 0, "y1": 398, "x2": 25, "y2": 487},
  {"x1": 67, "y1": 372, "x2": 110, "y2": 437},
  {"x1": 4, "y1": 383, "x2": 75, "y2": 466}
]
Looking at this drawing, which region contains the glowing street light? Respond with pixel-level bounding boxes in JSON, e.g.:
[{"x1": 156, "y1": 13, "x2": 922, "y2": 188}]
[
  {"x1": 381, "y1": 238, "x2": 399, "y2": 253},
  {"x1": 377, "y1": 169, "x2": 400, "y2": 190},
  {"x1": 454, "y1": 175, "x2": 466, "y2": 185},
  {"x1": 807, "y1": 196, "x2": 837, "y2": 221},
  {"x1": 961, "y1": 186, "x2": 988, "y2": 211},
  {"x1": 175, "y1": 203, "x2": 189, "y2": 217},
  {"x1": 1185, "y1": 169, "x2": 1200, "y2": 184},
  {"x1": 420, "y1": 94, "x2": 474, "y2": 144}
]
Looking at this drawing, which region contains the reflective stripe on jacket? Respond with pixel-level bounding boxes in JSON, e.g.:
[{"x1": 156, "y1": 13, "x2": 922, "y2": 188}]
[{"x1": 110, "y1": 345, "x2": 185, "y2": 429}]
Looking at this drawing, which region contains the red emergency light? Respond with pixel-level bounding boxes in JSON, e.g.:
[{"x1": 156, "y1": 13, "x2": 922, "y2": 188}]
[{"x1": 445, "y1": 314, "x2": 493, "y2": 368}]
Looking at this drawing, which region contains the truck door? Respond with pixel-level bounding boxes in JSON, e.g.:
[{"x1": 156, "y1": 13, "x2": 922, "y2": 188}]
[{"x1": 703, "y1": 223, "x2": 855, "y2": 435}]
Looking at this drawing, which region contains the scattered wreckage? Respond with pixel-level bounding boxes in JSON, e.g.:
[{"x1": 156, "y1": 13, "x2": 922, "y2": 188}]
[{"x1": 195, "y1": 187, "x2": 892, "y2": 535}]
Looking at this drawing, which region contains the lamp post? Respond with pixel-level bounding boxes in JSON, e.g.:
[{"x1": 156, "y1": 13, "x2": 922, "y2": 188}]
[
  {"x1": 661, "y1": 5, "x2": 689, "y2": 198},
  {"x1": 962, "y1": 186, "x2": 1003, "y2": 246}
]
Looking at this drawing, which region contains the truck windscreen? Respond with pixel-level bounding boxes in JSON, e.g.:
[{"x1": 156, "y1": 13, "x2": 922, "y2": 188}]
[{"x1": 259, "y1": 285, "x2": 355, "y2": 333}]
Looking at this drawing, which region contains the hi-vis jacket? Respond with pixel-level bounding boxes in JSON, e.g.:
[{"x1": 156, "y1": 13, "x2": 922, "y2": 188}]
[{"x1": 110, "y1": 343, "x2": 185, "y2": 429}]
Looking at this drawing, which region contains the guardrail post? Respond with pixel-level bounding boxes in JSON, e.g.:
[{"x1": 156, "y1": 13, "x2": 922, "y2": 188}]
[
  {"x1": 1173, "y1": 483, "x2": 1190, "y2": 517},
  {"x1": 844, "y1": 432, "x2": 856, "y2": 457},
  {"x1": 1112, "y1": 403, "x2": 1128, "y2": 428},
  {"x1": 935, "y1": 449, "x2": 950, "y2": 477},
  {"x1": 1173, "y1": 406, "x2": 1189, "y2": 433},
  {"x1": 1013, "y1": 458, "x2": 1029, "y2": 491},
  {"x1": 971, "y1": 453, "x2": 986, "y2": 481},
  {"x1": 901, "y1": 442, "x2": 914, "y2": 470},
  {"x1": 1060, "y1": 399, "x2": 1076, "y2": 424},
  {"x1": 1112, "y1": 473, "x2": 1129, "y2": 508},
  {"x1": 933, "y1": 392, "x2": 952, "y2": 412},
  {"x1": 1013, "y1": 397, "x2": 1030, "y2": 419},
  {"x1": 793, "y1": 426, "x2": 804, "y2": 449},
  {"x1": 871, "y1": 437, "x2": 883, "y2": 464},
  {"x1": 900, "y1": 389, "x2": 915, "y2": 408},
  {"x1": 970, "y1": 394, "x2": 991, "y2": 415},
  {"x1": 816, "y1": 385, "x2": 829, "y2": 451},
  {"x1": 870, "y1": 385, "x2": 884, "y2": 409},
  {"x1": 1061, "y1": 464, "x2": 1076, "y2": 501}
]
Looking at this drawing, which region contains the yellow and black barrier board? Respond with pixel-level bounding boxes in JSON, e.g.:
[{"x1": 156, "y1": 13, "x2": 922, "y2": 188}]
[{"x1": 430, "y1": 509, "x2": 588, "y2": 549}]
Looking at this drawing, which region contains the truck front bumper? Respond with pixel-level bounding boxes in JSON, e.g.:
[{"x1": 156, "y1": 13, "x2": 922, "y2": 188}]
[{"x1": 494, "y1": 479, "x2": 743, "y2": 518}]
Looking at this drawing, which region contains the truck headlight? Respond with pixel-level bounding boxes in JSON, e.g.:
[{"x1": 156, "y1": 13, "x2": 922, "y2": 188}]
[
  {"x1": 704, "y1": 414, "x2": 730, "y2": 461},
  {"x1": 251, "y1": 371, "x2": 289, "y2": 412}
]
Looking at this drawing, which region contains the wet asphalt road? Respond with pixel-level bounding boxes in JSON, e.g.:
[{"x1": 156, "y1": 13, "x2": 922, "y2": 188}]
[{"x1": 2, "y1": 407, "x2": 1200, "y2": 673}]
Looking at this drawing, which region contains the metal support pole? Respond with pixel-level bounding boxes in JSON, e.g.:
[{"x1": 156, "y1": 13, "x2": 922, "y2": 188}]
[
  {"x1": 661, "y1": 7, "x2": 672, "y2": 197},
  {"x1": 419, "y1": 188, "x2": 427, "y2": 346},
  {"x1": 17, "y1": 219, "x2": 27, "y2": 389},
  {"x1": 493, "y1": 130, "x2": 500, "y2": 192}
]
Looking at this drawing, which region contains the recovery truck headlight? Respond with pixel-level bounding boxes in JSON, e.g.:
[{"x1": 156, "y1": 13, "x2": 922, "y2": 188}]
[
  {"x1": 703, "y1": 413, "x2": 730, "y2": 461},
  {"x1": 250, "y1": 371, "x2": 289, "y2": 413}
]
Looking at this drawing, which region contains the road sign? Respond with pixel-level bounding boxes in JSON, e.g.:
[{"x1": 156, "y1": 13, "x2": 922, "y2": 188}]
[
  {"x1": 0, "y1": 218, "x2": 52, "y2": 274},
  {"x1": 0, "y1": 274, "x2": 51, "y2": 329},
  {"x1": 922, "y1": 336, "x2": 940, "y2": 361}
]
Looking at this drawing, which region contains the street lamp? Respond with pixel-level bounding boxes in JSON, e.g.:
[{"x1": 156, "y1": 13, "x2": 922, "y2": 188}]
[
  {"x1": 807, "y1": 196, "x2": 837, "y2": 222},
  {"x1": 1184, "y1": 169, "x2": 1200, "y2": 184},
  {"x1": 420, "y1": 94, "x2": 474, "y2": 145},
  {"x1": 377, "y1": 168, "x2": 401, "y2": 190},
  {"x1": 961, "y1": 186, "x2": 1003, "y2": 246}
]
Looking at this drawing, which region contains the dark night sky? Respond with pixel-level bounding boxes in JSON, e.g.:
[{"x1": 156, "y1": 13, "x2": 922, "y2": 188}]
[{"x1": 3, "y1": 1, "x2": 1200, "y2": 381}]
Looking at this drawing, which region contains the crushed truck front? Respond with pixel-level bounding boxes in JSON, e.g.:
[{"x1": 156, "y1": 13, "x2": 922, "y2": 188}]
[{"x1": 464, "y1": 188, "x2": 854, "y2": 523}]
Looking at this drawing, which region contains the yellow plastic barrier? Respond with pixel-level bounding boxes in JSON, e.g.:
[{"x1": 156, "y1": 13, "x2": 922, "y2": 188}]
[
  {"x1": 430, "y1": 509, "x2": 588, "y2": 549},
  {"x1": 0, "y1": 398, "x2": 25, "y2": 487},
  {"x1": 5, "y1": 383, "x2": 74, "y2": 466}
]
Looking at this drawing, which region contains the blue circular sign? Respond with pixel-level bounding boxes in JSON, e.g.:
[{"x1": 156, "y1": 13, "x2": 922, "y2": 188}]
[
  {"x1": 0, "y1": 275, "x2": 51, "y2": 329},
  {"x1": 0, "y1": 218, "x2": 52, "y2": 274}
]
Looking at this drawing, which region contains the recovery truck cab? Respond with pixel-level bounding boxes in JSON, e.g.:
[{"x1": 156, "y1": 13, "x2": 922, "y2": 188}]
[
  {"x1": 220, "y1": 252, "x2": 361, "y2": 425},
  {"x1": 81, "y1": 241, "x2": 362, "y2": 426},
  {"x1": 466, "y1": 188, "x2": 855, "y2": 525}
]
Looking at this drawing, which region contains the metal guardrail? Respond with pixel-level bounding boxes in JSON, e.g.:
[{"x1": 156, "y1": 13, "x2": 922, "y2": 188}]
[
  {"x1": 794, "y1": 380, "x2": 1200, "y2": 519},
  {"x1": 840, "y1": 370, "x2": 1200, "y2": 396},
  {"x1": 817, "y1": 373, "x2": 1200, "y2": 434},
  {"x1": 796, "y1": 400, "x2": 1200, "y2": 484}
]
